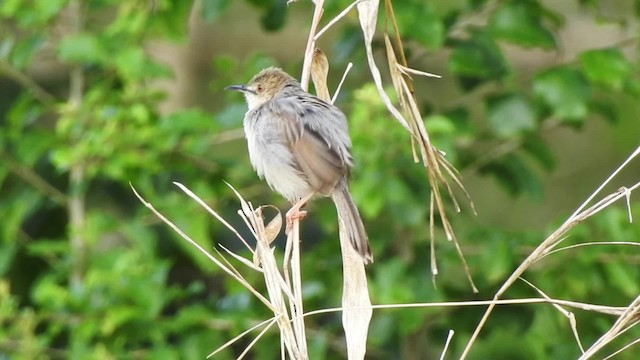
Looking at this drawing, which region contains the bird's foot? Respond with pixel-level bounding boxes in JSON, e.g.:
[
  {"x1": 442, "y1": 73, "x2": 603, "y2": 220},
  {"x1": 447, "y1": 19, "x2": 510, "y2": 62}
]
[{"x1": 285, "y1": 208, "x2": 307, "y2": 235}]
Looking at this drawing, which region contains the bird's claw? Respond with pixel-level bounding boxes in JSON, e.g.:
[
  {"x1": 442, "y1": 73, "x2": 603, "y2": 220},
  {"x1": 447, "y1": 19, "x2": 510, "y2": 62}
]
[{"x1": 285, "y1": 209, "x2": 307, "y2": 234}]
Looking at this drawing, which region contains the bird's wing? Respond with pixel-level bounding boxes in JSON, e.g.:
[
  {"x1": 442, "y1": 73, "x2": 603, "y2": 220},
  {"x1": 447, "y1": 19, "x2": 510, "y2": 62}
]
[{"x1": 267, "y1": 95, "x2": 353, "y2": 195}]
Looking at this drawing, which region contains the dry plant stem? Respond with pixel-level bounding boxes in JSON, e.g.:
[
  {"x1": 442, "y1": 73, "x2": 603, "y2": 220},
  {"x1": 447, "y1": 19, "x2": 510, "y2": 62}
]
[
  {"x1": 310, "y1": 42, "x2": 372, "y2": 360},
  {"x1": 313, "y1": 0, "x2": 366, "y2": 41},
  {"x1": 521, "y1": 278, "x2": 585, "y2": 353},
  {"x1": 180, "y1": 182, "x2": 255, "y2": 252},
  {"x1": 429, "y1": 191, "x2": 438, "y2": 286},
  {"x1": 288, "y1": 219, "x2": 308, "y2": 357},
  {"x1": 460, "y1": 165, "x2": 640, "y2": 360},
  {"x1": 357, "y1": 0, "x2": 411, "y2": 131},
  {"x1": 297, "y1": 297, "x2": 628, "y2": 319},
  {"x1": 299, "y1": 0, "x2": 324, "y2": 91},
  {"x1": 542, "y1": 241, "x2": 640, "y2": 259},
  {"x1": 460, "y1": 191, "x2": 632, "y2": 359},
  {"x1": 397, "y1": 64, "x2": 441, "y2": 78},
  {"x1": 237, "y1": 194, "x2": 305, "y2": 359},
  {"x1": 237, "y1": 317, "x2": 280, "y2": 360},
  {"x1": 380, "y1": 1, "x2": 477, "y2": 291},
  {"x1": 207, "y1": 318, "x2": 278, "y2": 358},
  {"x1": 132, "y1": 184, "x2": 271, "y2": 307},
  {"x1": 135, "y1": 182, "x2": 311, "y2": 358},
  {"x1": 570, "y1": 145, "x2": 640, "y2": 220},
  {"x1": 602, "y1": 337, "x2": 640, "y2": 360},
  {"x1": 331, "y1": 62, "x2": 353, "y2": 104},
  {"x1": 340, "y1": 225, "x2": 372, "y2": 360},
  {"x1": 439, "y1": 330, "x2": 455, "y2": 360},
  {"x1": 579, "y1": 295, "x2": 640, "y2": 359},
  {"x1": 395, "y1": 67, "x2": 477, "y2": 291}
]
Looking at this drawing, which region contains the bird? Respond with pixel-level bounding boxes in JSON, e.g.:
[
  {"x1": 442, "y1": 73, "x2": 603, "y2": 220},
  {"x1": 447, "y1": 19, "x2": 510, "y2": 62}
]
[{"x1": 225, "y1": 67, "x2": 373, "y2": 264}]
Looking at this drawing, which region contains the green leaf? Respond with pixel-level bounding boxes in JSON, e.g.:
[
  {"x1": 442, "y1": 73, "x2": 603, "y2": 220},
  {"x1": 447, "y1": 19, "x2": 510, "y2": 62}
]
[
  {"x1": 444, "y1": 107, "x2": 475, "y2": 136},
  {"x1": 489, "y1": 2, "x2": 556, "y2": 49},
  {"x1": 522, "y1": 135, "x2": 555, "y2": 171},
  {"x1": 486, "y1": 94, "x2": 536, "y2": 138},
  {"x1": 424, "y1": 114, "x2": 456, "y2": 136},
  {"x1": 9, "y1": 34, "x2": 44, "y2": 69},
  {"x1": 484, "y1": 238, "x2": 511, "y2": 283},
  {"x1": 579, "y1": 48, "x2": 631, "y2": 90},
  {"x1": 533, "y1": 67, "x2": 590, "y2": 124},
  {"x1": 34, "y1": 0, "x2": 68, "y2": 22},
  {"x1": 58, "y1": 33, "x2": 106, "y2": 64},
  {"x1": 396, "y1": 3, "x2": 445, "y2": 50},
  {"x1": 590, "y1": 99, "x2": 618, "y2": 124},
  {"x1": 0, "y1": 244, "x2": 18, "y2": 275},
  {"x1": 261, "y1": 0, "x2": 287, "y2": 32},
  {"x1": 0, "y1": 0, "x2": 21, "y2": 17},
  {"x1": 114, "y1": 47, "x2": 145, "y2": 80},
  {"x1": 200, "y1": 0, "x2": 231, "y2": 22},
  {"x1": 482, "y1": 153, "x2": 543, "y2": 199},
  {"x1": 449, "y1": 31, "x2": 509, "y2": 89}
]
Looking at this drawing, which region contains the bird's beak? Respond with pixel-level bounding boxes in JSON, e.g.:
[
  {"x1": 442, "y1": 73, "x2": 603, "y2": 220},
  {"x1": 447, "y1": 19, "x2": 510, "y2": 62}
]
[{"x1": 224, "y1": 84, "x2": 254, "y2": 94}]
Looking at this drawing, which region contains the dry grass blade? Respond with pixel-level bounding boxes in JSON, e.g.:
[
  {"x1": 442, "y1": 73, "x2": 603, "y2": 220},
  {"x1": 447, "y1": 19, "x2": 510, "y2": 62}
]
[
  {"x1": 429, "y1": 192, "x2": 438, "y2": 286},
  {"x1": 136, "y1": 181, "x2": 312, "y2": 358},
  {"x1": 329, "y1": 0, "x2": 479, "y2": 292},
  {"x1": 174, "y1": 181, "x2": 255, "y2": 252},
  {"x1": 520, "y1": 278, "x2": 585, "y2": 353},
  {"x1": 570, "y1": 145, "x2": 639, "y2": 220},
  {"x1": 602, "y1": 337, "x2": 640, "y2": 360},
  {"x1": 459, "y1": 148, "x2": 640, "y2": 359},
  {"x1": 310, "y1": 44, "x2": 372, "y2": 360},
  {"x1": 332, "y1": 62, "x2": 353, "y2": 104},
  {"x1": 226, "y1": 184, "x2": 307, "y2": 359},
  {"x1": 130, "y1": 183, "x2": 271, "y2": 308},
  {"x1": 356, "y1": 0, "x2": 411, "y2": 131},
  {"x1": 313, "y1": 0, "x2": 366, "y2": 41},
  {"x1": 237, "y1": 317, "x2": 280, "y2": 360},
  {"x1": 579, "y1": 295, "x2": 640, "y2": 360},
  {"x1": 339, "y1": 225, "x2": 373, "y2": 360},
  {"x1": 396, "y1": 64, "x2": 442, "y2": 78},
  {"x1": 438, "y1": 330, "x2": 455, "y2": 360},
  {"x1": 218, "y1": 243, "x2": 263, "y2": 272},
  {"x1": 381, "y1": 14, "x2": 477, "y2": 291},
  {"x1": 298, "y1": 297, "x2": 628, "y2": 319},
  {"x1": 285, "y1": 219, "x2": 308, "y2": 357},
  {"x1": 623, "y1": 186, "x2": 633, "y2": 223},
  {"x1": 541, "y1": 241, "x2": 640, "y2": 259},
  {"x1": 300, "y1": 0, "x2": 324, "y2": 90},
  {"x1": 206, "y1": 317, "x2": 277, "y2": 358}
]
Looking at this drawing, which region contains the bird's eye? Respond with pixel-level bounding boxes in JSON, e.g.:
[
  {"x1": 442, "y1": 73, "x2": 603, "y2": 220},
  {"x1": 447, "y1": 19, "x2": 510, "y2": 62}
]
[{"x1": 256, "y1": 84, "x2": 263, "y2": 93}]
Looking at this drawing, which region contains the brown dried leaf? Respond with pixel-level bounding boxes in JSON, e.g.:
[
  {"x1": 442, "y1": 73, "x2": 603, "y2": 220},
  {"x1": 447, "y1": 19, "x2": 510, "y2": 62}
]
[{"x1": 311, "y1": 48, "x2": 331, "y2": 101}]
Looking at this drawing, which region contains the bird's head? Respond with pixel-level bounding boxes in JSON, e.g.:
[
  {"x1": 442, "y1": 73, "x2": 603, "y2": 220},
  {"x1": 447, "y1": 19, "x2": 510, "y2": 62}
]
[{"x1": 225, "y1": 67, "x2": 299, "y2": 110}]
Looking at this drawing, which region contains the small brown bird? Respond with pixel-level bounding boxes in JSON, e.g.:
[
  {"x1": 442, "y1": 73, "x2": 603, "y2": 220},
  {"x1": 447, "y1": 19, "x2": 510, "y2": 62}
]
[{"x1": 226, "y1": 67, "x2": 373, "y2": 263}]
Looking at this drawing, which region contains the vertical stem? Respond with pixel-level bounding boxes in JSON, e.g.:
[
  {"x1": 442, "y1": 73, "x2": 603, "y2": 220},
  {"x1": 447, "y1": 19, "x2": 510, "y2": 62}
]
[
  {"x1": 299, "y1": 0, "x2": 324, "y2": 91},
  {"x1": 290, "y1": 219, "x2": 308, "y2": 358},
  {"x1": 66, "y1": 0, "x2": 87, "y2": 289}
]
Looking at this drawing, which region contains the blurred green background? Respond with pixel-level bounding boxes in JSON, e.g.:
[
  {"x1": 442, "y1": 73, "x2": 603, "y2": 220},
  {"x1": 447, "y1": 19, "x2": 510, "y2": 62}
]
[{"x1": 1, "y1": 0, "x2": 639, "y2": 359}]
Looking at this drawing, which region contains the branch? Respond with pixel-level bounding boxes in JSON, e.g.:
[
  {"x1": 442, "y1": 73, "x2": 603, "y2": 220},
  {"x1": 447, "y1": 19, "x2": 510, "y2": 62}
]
[{"x1": 0, "y1": 59, "x2": 57, "y2": 107}]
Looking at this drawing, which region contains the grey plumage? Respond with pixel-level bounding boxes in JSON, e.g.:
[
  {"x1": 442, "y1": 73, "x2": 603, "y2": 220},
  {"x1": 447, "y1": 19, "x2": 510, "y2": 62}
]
[{"x1": 227, "y1": 67, "x2": 373, "y2": 263}]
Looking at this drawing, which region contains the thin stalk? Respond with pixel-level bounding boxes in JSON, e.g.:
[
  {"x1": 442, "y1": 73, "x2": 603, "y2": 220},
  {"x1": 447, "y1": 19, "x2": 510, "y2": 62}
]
[{"x1": 66, "y1": 0, "x2": 87, "y2": 289}]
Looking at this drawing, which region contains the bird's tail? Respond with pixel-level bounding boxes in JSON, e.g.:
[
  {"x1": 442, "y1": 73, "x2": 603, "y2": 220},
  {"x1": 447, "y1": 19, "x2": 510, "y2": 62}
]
[{"x1": 331, "y1": 180, "x2": 373, "y2": 264}]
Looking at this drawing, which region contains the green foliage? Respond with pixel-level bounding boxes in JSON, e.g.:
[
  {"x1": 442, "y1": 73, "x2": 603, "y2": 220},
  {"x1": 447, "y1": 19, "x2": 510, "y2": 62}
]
[
  {"x1": 449, "y1": 30, "x2": 510, "y2": 88},
  {"x1": 533, "y1": 66, "x2": 591, "y2": 124},
  {"x1": 0, "y1": 0, "x2": 639, "y2": 359},
  {"x1": 488, "y1": 1, "x2": 558, "y2": 49}
]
